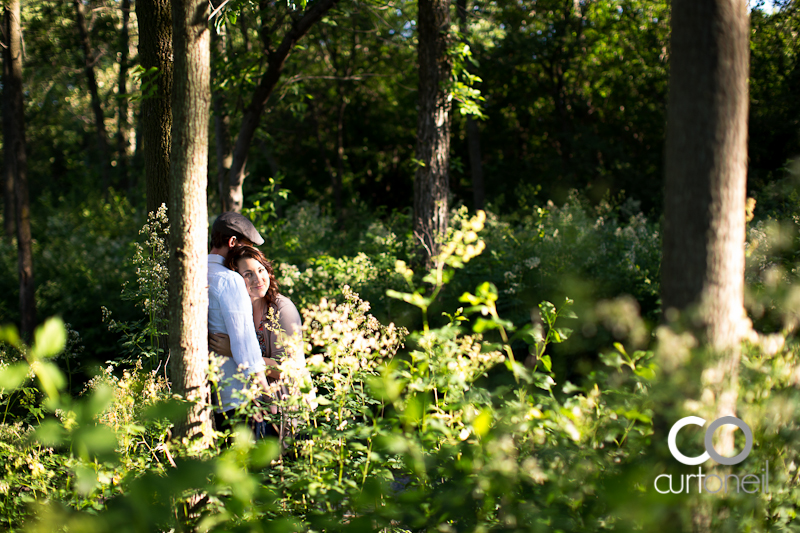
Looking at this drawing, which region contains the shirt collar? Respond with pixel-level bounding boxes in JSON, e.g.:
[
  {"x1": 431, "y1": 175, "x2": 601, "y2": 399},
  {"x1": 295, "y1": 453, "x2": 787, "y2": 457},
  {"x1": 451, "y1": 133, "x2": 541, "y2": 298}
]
[{"x1": 208, "y1": 254, "x2": 225, "y2": 264}]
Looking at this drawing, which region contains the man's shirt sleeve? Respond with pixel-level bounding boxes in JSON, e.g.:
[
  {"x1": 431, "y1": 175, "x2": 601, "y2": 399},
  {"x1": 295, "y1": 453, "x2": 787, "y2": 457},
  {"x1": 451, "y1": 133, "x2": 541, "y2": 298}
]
[{"x1": 218, "y1": 276, "x2": 266, "y2": 374}]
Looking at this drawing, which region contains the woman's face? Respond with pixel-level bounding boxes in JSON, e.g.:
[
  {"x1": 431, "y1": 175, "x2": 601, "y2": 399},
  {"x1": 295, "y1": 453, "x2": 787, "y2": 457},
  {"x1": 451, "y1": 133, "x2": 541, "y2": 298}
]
[{"x1": 237, "y1": 257, "x2": 270, "y2": 300}]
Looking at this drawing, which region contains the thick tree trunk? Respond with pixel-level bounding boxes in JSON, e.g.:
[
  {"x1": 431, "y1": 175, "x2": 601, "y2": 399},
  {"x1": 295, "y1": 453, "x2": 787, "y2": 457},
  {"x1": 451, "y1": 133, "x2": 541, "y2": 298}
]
[
  {"x1": 137, "y1": 0, "x2": 173, "y2": 216},
  {"x1": 456, "y1": 0, "x2": 484, "y2": 211},
  {"x1": 3, "y1": 0, "x2": 36, "y2": 340},
  {"x1": 116, "y1": 0, "x2": 132, "y2": 188},
  {"x1": 413, "y1": 0, "x2": 452, "y2": 263},
  {"x1": 225, "y1": 0, "x2": 339, "y2": 212},
  {"x1": 72, "y1": 0, "x2": 112, "y2": 190},
  {"x1": 212, "y1": 23, "x2": 233, "y2": 212},
  {"x1": 662, "y1": 0, "x2": 749, "y2": 452},
  {"x1": 169, "y1": 0, "x2": 212, "y2": 446}
]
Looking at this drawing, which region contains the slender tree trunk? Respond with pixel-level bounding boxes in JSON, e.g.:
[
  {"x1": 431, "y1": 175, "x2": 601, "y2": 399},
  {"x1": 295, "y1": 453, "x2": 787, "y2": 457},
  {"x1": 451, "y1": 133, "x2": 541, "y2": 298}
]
[
  {"x1": 137, "y1": 0, "x2": 173, "y2": 216},
  {"x1": 169, "y1": 0, "x2": 212, "y2": 446},
  {"x1": 2, "y1": 42, "x2": 13, "y2": 239},
  {"x1": 456, "y1": 0, "x2": 484, "y2": 211},
  {"x1": 225, "y1": 0, "x2": 339, "y2": 212},
  {"x1": 212, "y1": 23, "x2": 233, "y2": 212},
  {"x1": 662, "y1": 0, "x2": 749, "y2": 452},
  {"x1": 3, "y1": 0, "x2": 35, "y2": 340},
  {"x1": 72, "y1": 0, "x2": 112, "y2": 190},
  {"x1": 117, "y1": 0, "x2": 132, "y2": 188},
  {"x1": 2, "y1": 42, "x2": 14, "y2": 239},
  {"x1": 413, "y1": 0, "x2": 452, "y2": 263}
]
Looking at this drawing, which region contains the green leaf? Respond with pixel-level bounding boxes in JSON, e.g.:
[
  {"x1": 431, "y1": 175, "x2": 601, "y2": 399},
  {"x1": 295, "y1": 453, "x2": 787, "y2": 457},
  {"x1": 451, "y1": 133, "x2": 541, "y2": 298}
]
[
  {"x1": 34, "y1": 361, "x2": 66, "y2": 401},
  {"x1": 473, "y1": 317, "x2": 499, "y2": 333},
  {"x1": 539, "y1": 301, "x2": 556, "y2": 324},
  {"x1": 476, "y1": 282, "x2": 498, "y2": 302},
  {"x1": 599, "y1": 351, "x2": 624, "y2": 369},
  {"x1": 30, "y1": 317, "x2": 67, "y2": 360},
  {"x1": 459, "y1": 291, "x2": 480, "y2": 305},
  {"x1": 34, "y1": 419, "x2": 66, "y2": 446},
  {"x1": 0, "y1": 362, "x2": 31, "y2": 392},
  {"x1": 472, "y1": 409, "x2": 492, "y2": 438},
  {"x1": 0, "y1": 324, "x2": 21, "y2": 348},
  {"x1": 540, "y1": 354, "x2": 552, "y2": 372},
  {"x1": 550, "y1": 327, "x2": 573, "y2": 343},
  {"x1": 619, "y1": 409, "x2": 652, "y2": 424},
  {"x1": 634, "y1": 365, "x2": 656, "y2": 381}
]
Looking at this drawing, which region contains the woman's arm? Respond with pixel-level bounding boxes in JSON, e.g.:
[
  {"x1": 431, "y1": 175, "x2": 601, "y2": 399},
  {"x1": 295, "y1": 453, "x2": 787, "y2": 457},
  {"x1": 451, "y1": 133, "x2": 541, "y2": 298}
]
[{"x1": 210, "y1": 333, "x2": 281, "y2": 379}]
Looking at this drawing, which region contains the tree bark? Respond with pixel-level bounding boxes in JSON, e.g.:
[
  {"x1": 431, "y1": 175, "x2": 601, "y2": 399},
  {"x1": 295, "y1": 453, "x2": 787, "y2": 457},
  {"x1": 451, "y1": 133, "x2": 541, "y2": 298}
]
[
  {"x1": 137, "y1": 0, "x2": 173, "y2": 216},
  {"x1": 662, "y1": 0, "x2": 749, "y2": 452},
  {"x1": 116, "y1": 0, "x2": 132, "y2": 189},
  {"x1": 169, "y1": 0, "x2": 212, "y2": 446},
  {"x1": 72, "y1": 0, "x2": 112, "y2": 190},
  {"x1": 2, "y1": 49, "x2": 14, "y2": 240},
  {"x1": 225, "y1": 0, "x2": 339, "y2": 212},
  {"x1": 3, "y1": 0, "x2": 36, "y2": 340},
  {"x1": 456, "y1": 0, "x2": 484, "y2": 211},
  {"x1": 413, "y1": 0, "x2": 452, "y2": 263},
  {"x1": 212, "y1": 23, "x2": 233, "y2": 212}
]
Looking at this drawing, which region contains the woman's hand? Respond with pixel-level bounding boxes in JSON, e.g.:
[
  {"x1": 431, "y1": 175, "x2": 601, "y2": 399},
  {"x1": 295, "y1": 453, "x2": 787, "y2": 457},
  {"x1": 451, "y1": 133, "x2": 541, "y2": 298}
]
[
  {"x1": 209, "y1": 333, "x2": 233, "y2": 358},
  {"x1": 263, "y1": 357, "x2": 281, "y2": 379}
]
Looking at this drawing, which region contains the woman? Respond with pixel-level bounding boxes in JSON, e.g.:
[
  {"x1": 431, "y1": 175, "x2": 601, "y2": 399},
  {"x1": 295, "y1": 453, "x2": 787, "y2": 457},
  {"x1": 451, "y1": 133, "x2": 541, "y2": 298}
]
[
  {"x1": 210, "y1": 245, "x2": 303, "y2": 374},
  {"x1": 209, "y1": 245, "x2": 304, "y2": 436}
]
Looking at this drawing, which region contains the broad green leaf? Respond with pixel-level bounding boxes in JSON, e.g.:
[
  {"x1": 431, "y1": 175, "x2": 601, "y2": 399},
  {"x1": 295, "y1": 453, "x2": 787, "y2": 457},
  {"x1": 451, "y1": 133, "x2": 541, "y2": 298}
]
[
  {"x1": 0, "y1": 324, "x2": 21, "y2": 348},
  {"x1": 33, "y1": 360, "x2": 66, "y2": 401},
  {"x1": 0, "y1": 362, "x2": 31, "y2": 392},
  {"x1": 634, "y1": 365, "x2": 656, "y2": 381},
  {"x1": 473, "y1": 317, "x2": 499, "y2": 333},
  {"x1": 34, "y1": 419, "x2": 66, "y2": 446},
  {"x1": 73, "y1": 424, "x2": 118, "y2": 461},
  {"x1": 540, "y1": 354, "x2": 552, "y2": 372},
  {"x1": 30, "y1": 317, "x2": 67, "y2": 360}
]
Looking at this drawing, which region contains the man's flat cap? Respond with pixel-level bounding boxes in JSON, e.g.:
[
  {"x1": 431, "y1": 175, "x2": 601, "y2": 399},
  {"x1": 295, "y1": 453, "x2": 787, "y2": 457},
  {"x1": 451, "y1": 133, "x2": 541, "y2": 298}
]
[{"x1": 212, "y1": 212, "x2": 264, "y2": 246}]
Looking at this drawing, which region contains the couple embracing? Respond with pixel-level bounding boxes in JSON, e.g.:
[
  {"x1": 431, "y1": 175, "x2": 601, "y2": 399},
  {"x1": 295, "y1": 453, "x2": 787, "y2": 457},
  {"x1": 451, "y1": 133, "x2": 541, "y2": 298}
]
[{"x1": 207, "y1": 212, "x2": 303, "y2": 441}]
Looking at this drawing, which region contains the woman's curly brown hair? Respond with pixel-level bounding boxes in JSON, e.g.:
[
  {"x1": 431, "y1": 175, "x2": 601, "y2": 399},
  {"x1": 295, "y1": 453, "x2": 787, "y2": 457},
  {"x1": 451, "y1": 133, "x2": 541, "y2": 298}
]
[{"x1": 225, "y1": 245, "x2": 281, "y2": 307}]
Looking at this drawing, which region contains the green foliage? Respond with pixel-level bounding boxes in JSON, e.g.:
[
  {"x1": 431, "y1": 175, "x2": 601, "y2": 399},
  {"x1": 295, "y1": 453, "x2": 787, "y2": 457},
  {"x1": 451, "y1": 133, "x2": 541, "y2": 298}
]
[
  {"x1": 103, "y1": 204, "x2": 170, "y2": 369},
  {"x1": 5, "y1": 198, "x2": 800, "y2": 531}
]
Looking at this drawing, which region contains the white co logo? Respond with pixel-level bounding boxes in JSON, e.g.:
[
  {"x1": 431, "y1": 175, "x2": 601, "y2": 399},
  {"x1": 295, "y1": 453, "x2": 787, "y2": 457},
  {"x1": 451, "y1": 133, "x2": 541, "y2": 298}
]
[{"x1": 668, "y1": 416, "x2": 753, "y2": 466}]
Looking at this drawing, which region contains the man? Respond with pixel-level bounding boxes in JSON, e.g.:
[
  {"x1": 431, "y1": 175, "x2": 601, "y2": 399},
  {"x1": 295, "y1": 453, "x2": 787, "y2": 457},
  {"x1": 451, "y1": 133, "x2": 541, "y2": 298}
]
[{"x1": 208, "y1": 212, "x2": 271, "y2": 437}]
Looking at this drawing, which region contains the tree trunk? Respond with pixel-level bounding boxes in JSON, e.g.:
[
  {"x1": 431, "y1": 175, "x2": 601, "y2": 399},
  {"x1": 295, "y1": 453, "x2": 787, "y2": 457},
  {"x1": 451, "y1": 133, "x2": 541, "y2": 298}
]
[
  {"x1": 413, "y1": 0, "x2": 452, "y2": 263},
  {"x1": 212, "y1": 23, "x2": 233, "y2": 212},
  {"x1": 662, "y1": 0, "x2": 749, "y2": 451},
  {"x1": 137, "y1": 0, "x2": 173, "y2": 216},
  {"x1": 72, "y1": 0, "x2": 112, "y2": 191},
  {"x1": 2, "y1": 42, "x2": 13, "y2": 239},
  {"x1": 169, "y1": 0, "x2": 212, "y2": 446},
  {"x1": 225, "y1": 0, "x2": 339, "y2": 212},
  {"x1": 3, "y1": 0, "x2": 36, "y2": 340},
  {"x1": 116, "y1": 0, "x2": 132, "y2": 189},
  {"x1": 456, "y1": 0, "x2": 484, "y2": 211}
]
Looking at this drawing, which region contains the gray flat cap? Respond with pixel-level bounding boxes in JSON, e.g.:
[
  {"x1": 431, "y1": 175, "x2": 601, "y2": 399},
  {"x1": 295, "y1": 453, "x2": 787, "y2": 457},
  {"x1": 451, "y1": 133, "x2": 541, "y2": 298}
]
[{"x1": 212, "y1": 212, "x2": 264, "y2": 246}]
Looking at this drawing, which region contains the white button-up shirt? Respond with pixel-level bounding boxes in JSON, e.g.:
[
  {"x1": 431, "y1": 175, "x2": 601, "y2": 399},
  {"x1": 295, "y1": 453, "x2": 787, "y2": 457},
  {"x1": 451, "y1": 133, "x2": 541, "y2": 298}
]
[{"x1": 208, "y1": 254, "x2": 266, "y2": 411}]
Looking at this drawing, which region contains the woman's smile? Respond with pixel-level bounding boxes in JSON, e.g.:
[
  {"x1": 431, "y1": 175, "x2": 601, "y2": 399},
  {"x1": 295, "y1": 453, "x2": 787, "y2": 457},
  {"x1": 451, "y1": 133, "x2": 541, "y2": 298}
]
[{"x1": 237, "y1": 257, "x2": 270, "y2": 299}]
